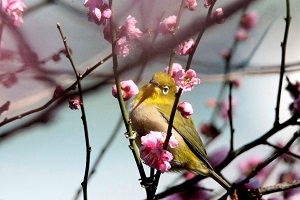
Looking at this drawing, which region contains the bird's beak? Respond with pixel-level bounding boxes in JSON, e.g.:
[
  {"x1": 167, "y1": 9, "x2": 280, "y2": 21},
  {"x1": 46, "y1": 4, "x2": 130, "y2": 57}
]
[{"x1": 149, "y1": 79, "x2": 159, "y2": 87}]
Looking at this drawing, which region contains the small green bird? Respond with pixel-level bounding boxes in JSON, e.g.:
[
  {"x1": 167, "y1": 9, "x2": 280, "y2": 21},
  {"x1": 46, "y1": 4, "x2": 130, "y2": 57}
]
[{"x1": 129, "y1": 72, "x2": 230, "y2": 189}]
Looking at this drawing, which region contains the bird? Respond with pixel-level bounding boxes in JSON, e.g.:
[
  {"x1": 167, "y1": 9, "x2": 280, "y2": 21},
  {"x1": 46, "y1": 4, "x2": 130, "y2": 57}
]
[{"x1": 129, "y1": 72, "x2": 230, "y2": 190}]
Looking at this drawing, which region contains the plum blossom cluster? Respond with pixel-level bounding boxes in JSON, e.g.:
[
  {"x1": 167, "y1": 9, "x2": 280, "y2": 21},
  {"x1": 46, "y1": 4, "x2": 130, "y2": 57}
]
[
  {"x1": 235, "y1": 12, "x2": 258, "y2": 41},
  {"x1": 83, "y1": 0, "x2": 111, "y2": 26},
  {"x1": 174, "y1": 69, "x2": 201, "y2": 92},
  {"x1": 1, "y1": 0, "x2": 26, "y2": 27},
  {"x1": 103, "y1": 15, "x2": 143, "y2": 57},
  {"x1": 164, "y1": 63, "x2": 200, "y2": 92},
  {"x1": 112, "y1": 80, "x2": 139, "y2": 101},
  {"x1": 164, "y1": 63, "x2": 200, "y2": 118},
  {"x1": 139, "y1": 131, "x2": 178, "y2": 173}
]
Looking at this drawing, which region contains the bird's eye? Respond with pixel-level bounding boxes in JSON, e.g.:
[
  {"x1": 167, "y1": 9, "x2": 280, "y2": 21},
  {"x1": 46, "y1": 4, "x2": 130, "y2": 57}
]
[{"x1": 162, "y1": 86, "x2": 169, "y2": 95}]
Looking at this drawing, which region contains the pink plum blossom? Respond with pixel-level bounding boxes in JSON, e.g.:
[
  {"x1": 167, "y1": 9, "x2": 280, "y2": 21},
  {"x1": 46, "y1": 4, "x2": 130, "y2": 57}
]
[
  {"x1": 213, "y1": 8, "x2": 225, "y2": 24},
  {"x1": 220, "y1": 97, "x2": 236, "y2": 119},
  {"x1": 176, "y1": 38, "x2": 195, "y2": 56},
  {"x1": 115, "y1": 36, "x2": 130, "y2": 57},
  {"x1": 112, "y1": 80, "x2": 139, "y2": 101},
  {"x1": 69, "y1": 97, "x2": 81, "y2": 110},
  {"x1": 183, "y1": 172, "x2": 195, "y2": 180},
  {"x1": 235, "y1": 28, "x2": 248, "y2": 41},
  {"x1": 102, "y1": 7, "x2": 112, "y2": 19},
  {"x1": 104, "y1": 16, "x2": 142, "y2": 57},
  {"x1": 286, "y1": 80, "x2": 300, "y2": 99},
  {"x1": 239, "y1": 156, "x2": 270, "y2": 183},
  {"x1": 220, "y1": 48, "x2": 231, "y2": 60},
  {"x1": 83, "y1": 0, "x2": 111, "y2": 26},
  {"x1": 204, "y1": 0, "x2": 214, "y2": 8},
  {"x1": 199, "y1": 123, "x2": 220, "y2": 138},
  {"x1": 165, "y1": 185, "x2": 209, "y2": 200},
  {"x1": 119, "y1": 15, "x2": 143, "y2": 40},
  {"x1": 205, "y1": 98, "x2": 217, "y2": 107},
  {"x1": 293, "y1": 95, "x2": 300, "y2": 112},
  {"x1": 173, "y1": 69, "x2": 201, "y2": 92},
  {"x1": 2, "y1": 0, "x2": 26, "y2": 27},
  {"x1": 0, "y1": 73, "x2": 18, "y2": 88},
  {"x1": 240, "y1": 12, "x2": 258, "y2": 30},
  {"x1": 208, "y1": 147, "x2": 229, "y2": 167},
  {"x1": 184, "y1": 0, "x2": 197, "y2": 11},
  {"x1": 177, "y1": 101, "x2": 193, "y2": 118},
  {"x1": 140, "y1": 131, "x2": 178, "y2": 173},
  {"x1": 231, "y1": 79, "x2": 241, "y2": 88},
  {"x1": 164, "y1": 63, "x2": 183, "y2": 78},
  {"x1": 159, "y1": 15, "x2": 177, "y2": 35}
]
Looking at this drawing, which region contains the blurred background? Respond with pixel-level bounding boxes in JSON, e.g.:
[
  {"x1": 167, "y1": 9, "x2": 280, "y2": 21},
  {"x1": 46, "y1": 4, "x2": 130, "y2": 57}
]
[{"x1": 0, "y1": 0, "x2": 300, "y2": 199}]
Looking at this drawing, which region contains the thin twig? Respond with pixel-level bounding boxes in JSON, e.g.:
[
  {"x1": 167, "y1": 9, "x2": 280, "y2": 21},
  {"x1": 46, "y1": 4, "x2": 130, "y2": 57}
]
[
  {"x1": 228, "y1": 82, "x2": 234, "y2": 152},
  {"x1": 57, "y1": 22, "x2": 91, "y2": 200},
  {"x1": 0, "y1": 53, "x2": 112, "y2": 128},
  {"x1": 108, "y1": 0, "x2": 147, "y2": 192},
  {"x1": 259, "y1": 178, "x2": 300, "y2": 195},
  {"x1": 57, "y1": 22, "x2": 92, "y2": 200},
  {"x1": 73, "y1": 116, "x2": 123, "y2": 200},
  {"x1": 274, "y1": 0, "x2": 291, "y2": 126}
]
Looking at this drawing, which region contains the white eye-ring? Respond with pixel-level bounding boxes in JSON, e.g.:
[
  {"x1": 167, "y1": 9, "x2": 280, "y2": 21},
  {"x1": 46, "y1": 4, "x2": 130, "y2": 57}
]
[{"x1": 162, "y1": 86, "x2": 169, "y2": 95}]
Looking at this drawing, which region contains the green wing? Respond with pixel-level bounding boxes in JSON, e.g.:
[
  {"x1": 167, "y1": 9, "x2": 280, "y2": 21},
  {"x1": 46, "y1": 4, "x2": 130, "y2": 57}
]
[{"x1": 158, "y1": 105, "x2": 213, "y2": 170}]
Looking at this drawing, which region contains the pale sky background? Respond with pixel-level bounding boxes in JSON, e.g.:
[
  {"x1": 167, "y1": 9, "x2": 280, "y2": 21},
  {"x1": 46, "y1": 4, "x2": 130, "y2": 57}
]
[{"x1": 1, "y1": 0, "x2": 300, "y2": 200}]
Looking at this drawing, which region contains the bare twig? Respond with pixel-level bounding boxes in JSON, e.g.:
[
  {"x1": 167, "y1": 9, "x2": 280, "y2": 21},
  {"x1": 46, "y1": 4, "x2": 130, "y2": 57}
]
[
  {"x1": 57, "y1": 22, "x2": 91, "y2": 200},
  {"x1": 274, "y1": 0, "x2": 291, "y2": 126}
]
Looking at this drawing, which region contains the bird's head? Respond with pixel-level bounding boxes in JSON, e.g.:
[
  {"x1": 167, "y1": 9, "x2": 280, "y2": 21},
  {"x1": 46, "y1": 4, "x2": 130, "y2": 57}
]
[{"x1": 133, "y1": 72, "x2": 177, "y2": 105}]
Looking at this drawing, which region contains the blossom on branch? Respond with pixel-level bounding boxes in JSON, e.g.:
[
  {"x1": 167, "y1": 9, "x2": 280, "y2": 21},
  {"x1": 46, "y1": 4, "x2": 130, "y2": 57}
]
[
  {"x1": 294, "y1": 96, "x2": 300, "y2": 112},
  {"x1": 83, "y1": 0, "x2": 111, "y2": 26},
  {"x1": 119, "y1": 15, "x2": 143, "y2": 40},
  {"x1": 164, "y1": 63, "x2": 183, "y2": 78},
  {"x1": 204, "y1": 0, "x2": 214, "y2": 8},
  {"x1": 0, "y1": 73, "x2": 18, "y2": 88},
  {"x1": 240, "y1": 12, "x2": 258, "y2": 30},
  {"x1": 220, "y1": 97, "x2": 236, "y2": 120},
  {"x1": 2, "y1": 0, "x2": 26, "y2": 27},
  {"x1": 173, "y1": 69, "x2": 201, "y2": 92},
  {"x1": 112, "y1": 80, "x2": 139, "y2": 101},
  {"x1": 235, "y1": 28, "x2": 248, "y2": 41},
  {"x1": 104, "y1": 15, "x2": 143, "y2": 57},
  {"x1": 140, "y1": 131, "x2": 178, "y2": 173},
  {"x1": 69, "y1": 97, "x2": 81, "y2": 110},
  {"x1": 176, "y1": 39, "x2": 195, "y2": 56},
  {"x1": 184, "y1": 0, "x2": 197, "y2": 11},
  {"x1": 200, "y1": 123, "x2": 220, "y2": 139},
  {"x1": 177, "y1": 101, "x2": 193, "y2": 118},
  {"x1": 239, "y1": 156, "x2": 270, "y2": 183},
  {"x1": 159, "y1": 15, "x2": 177, "y2": 35},
  {"x1": 208, "y1": 147, "x2": 228, "y2": 167},
  {"x1": 220, "y1": 48, "x2": 231, "y2": 61},
  {"x1": 213, "y1": 8, "x2": 225, "y2": 24}
]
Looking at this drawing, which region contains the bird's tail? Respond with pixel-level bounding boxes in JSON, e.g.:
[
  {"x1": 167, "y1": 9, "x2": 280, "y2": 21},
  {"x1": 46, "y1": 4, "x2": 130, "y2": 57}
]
[{"x1": 208, "y1": 169, "x2": 231, "y2": 190}]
